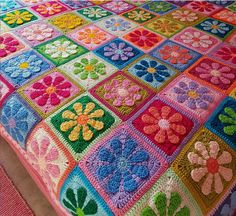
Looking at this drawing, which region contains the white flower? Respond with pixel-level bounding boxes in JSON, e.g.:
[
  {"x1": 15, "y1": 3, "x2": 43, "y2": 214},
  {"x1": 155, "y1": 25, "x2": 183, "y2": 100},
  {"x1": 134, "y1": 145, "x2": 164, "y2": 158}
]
[
  {"x1": 22, "y1": 23, "x2": 53, "y2": 42},
  {"x1": 218, "y1": 10, "x2": 236, "y2": 22},
  {"x1": 172, "y1": 10, "x2": 198, "y2": 22},
  {"x1": 201, "y1": 20, "x2": 229, "y2": 34},
  {"x1": 45, "y1": 40, "x2": 77, "y2": 59},
  {"x1": 180, "y1": 31, "x2": 213, "y2": 48},
  {"x1": 82, "y1": 7, "x2": 107, "y2": 18}
]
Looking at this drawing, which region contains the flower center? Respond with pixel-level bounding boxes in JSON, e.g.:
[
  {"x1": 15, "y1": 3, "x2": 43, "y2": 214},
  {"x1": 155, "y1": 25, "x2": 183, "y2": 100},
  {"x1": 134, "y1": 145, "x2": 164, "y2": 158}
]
[
  {"x1": 210, "y1": 69, "x2": 221, "y2": 77},
  {"x1": 85, "y1": 64, "x2": 94, "y2": 72},
  {"x1": 34, "y1": 30, "x2": 42, "y2": 34},
  {"x1": 0, "y1": 44, "x2": 6, "y2": 49},
  {"x1": 206, "y1": 157, "x2": 219, "y2": 174},
  {"x1": 57, "y1": 46, "x2": 66, "y2": 52},
  {"x1": 19, "y1": 62, "x2": 29, "y2": 69},
  {"x1": 211, "y1": 25, "x2": 219, "y2": 29},
  {"x1": 116, "y1": 49, "x2": 123, "y2": 54},
  {"x1": 158, "y1": 119, "x2": 170, "y2": 129},
  {"x1": 38, "y1": 157, "x2": 47, "y2": 170},
  {"x1": 77, "y1": 114, "x2": 89, "y2": 125},
  {"x1": 8, "y1": 118, "x2": 16, "y2": 128},
  {"x1": 147, "y1": 67, "x2": 156, "y2": 73},
  {"x1": 114, "y1": 22, "x2": 121, "y2": 27},
  {"x1": 45, "y1": 86, "x2": 56, "y2": 94},
  {"x1": 188, "y1": 90, "x2": 198, "y2": 99},
  {"x1": 170, "y1": 51, "x2": 179, "y2": 57},
  {"x1": 118, "y1": 157, "x2": 128, "y2": 170},
  {"x1": 88, "y1": 33, "x2": 96, "y2": 38},
  {"x1": 117, "y1": 87, "x2": 128, "y2": 97},
  {"x1": 76, "y1": 208, "x2": 85, "y2": 216}
]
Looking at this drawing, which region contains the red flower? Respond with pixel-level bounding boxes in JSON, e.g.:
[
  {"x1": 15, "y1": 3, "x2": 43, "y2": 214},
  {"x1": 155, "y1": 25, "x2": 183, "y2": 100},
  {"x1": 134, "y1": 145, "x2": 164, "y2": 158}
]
[
  {"x1": 0, "y1": 36, "x2": 19, "y2": 57},
  {"x1": 159, "y1": 45, "x2": 192, "y2": 64},
  {"x1": 127, "y1": 29, "x2": 159, "y2": 48},
  {"x1": 216, "y1": 46, "x2": 236, "y2": 64},
  {"x1": 30, "y1": 75, "x2": 72, "y2": 106},
  {"x1": 190, "y1": 1, "x2": 215, "y2": 13}
]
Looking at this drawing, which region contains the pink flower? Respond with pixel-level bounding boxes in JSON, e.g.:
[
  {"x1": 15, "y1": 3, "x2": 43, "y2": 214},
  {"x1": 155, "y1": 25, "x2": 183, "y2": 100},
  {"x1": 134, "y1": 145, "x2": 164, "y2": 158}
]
[
  {"x1": 195, "y1": 62, "x2": 235, "y2": 85},
  {"x1": 30, "y1": 75, "x2": 72, "y2": 106},
  {"x1": 28, "y1": 136, "x2": 60, "y2": 188},
  {"x1": 105, "y1": 1, "x2": 131, "y2": 13},
  {"x1": 0, "y1": 35, "x2": 19, "y2": 57},
  {"x1": 172, "y1": 10, "x2": 198, "y2": 22},
  {"x1": 215, "y1": 46, "x2": 236, "y2": 64},
  {"x1": 188, "y1": 141, "x2": 233, "y2": 195},
  {"x1": 104, "y1": 79, "x2": 142, "y2": 107}
]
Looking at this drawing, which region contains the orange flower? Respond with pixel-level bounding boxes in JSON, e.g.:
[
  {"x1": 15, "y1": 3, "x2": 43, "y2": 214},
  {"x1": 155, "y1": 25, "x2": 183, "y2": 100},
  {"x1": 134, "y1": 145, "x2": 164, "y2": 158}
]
[
  {"x1": 142, "y1": 106, "x2": 186, "y2": 144},
  {"x1": 36, "y1": 2, "x2": 62, "y2": 15},
  {"x1": 77, "y1": 28, "x2": 107, "y2": 44}
]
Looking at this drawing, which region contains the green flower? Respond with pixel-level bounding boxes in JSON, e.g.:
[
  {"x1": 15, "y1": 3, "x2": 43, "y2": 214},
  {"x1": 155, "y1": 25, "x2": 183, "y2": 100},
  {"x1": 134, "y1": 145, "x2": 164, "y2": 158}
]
[
  {"x1": 219, "y1": 107, "x2": 236, "y2": 136},
  {"x1": 141, "y1": 192, "x2": 190, "y2": 216},
  {"x1": 149, "y1": 2, "x2": 173, "y2": 13},
  {"x1": 74, "y1": 58, "x2": 106, "y2": 80},
  {"x1": 62, "y1": 187, "x2": 98, "y2": 216}
]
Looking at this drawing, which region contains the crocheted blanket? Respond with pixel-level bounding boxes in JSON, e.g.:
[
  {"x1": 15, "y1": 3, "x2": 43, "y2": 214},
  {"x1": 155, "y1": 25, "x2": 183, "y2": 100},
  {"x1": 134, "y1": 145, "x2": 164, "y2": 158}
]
[{"x1": 0, "y1": 0, "x2": 235, "y2": 215}]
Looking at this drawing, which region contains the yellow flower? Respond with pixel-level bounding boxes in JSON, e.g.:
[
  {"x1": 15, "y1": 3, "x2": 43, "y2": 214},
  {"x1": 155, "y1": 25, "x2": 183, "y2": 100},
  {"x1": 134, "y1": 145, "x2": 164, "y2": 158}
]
[
  {"x1": 3, "y1": 10, "x2": 33, "y2": 25},
  {"x1": 128, "y1": 10, "x2": 152, "y2": 21},
  {"x1": 52, "y1": 14, "x2": 83, "y2": 30},
  {"x1": 60, "y1": 102, "x2": 104, "y2": 141}
]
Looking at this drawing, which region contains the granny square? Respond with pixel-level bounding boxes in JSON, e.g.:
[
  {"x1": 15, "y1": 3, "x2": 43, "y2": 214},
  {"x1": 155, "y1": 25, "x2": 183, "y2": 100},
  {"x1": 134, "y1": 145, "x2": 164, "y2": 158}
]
[
  {"x1": 59, "y1": 52, "x2": 118, "y2": 90},
  {"x1": 172, "y1": 127, "x2": 236, "y2": 215},
  {"x1": 34, "y1": 35, "x2": 88, "y2": 66},
  {"x1": 18, "y1": 0, "x2": 48, "y2": 6},
  {"x1": 0, "y1": 0, "x2": 23, "y2": 14},
  {"x1": 0, "y1": 8, "x2": 38, "y2": 28},
  {"x1": 123, "y1": 27, "x2": 164, "y2": 53},
  {"x1": 205, "y1": 97, "x2": 236, "y2": 151},
  {"x1": 159, "y1": 75, "x2": 224, "y2": 123},
  {"x1": 59, "y1": 0, "x2": 94, "y2": 9},
  {"x1": 15, "y1": 21, "x2": 61, "y2": 47},
  {"x1": 47, "y1": 94, "x2": 119, "y2": 160},
  {"x1": 186, "y1": 57, "x2": 236, "y2": 93},
  {"x1": 100, "y1": 1, "x2": 135, "y2": 14},
  {"x1": 212, "y1": 9, "x2": 236, "y2": 25},
  {"x1": 0, "y1": 75, "x2": 14, "y2": 107},
  {"x1": 171, "y1": 27, "x2": 220, "y2": 54},
  {"x1": 31, "y1": 1, "x2": 69, "y2": 18},
  {"x1": 149, "y1": 40, "x2": 202, "y2": 72},
  {"x1": 60, "y1": 166, "x2": 113, "y2": 215},
  {"x1": 79, "y1": 124, "x2": 168, "y2": 215},
  {"x1": 89, "y1": 71, "x2": 155, "y2": 121},
  {"x1": 0, "y1": 93, "x2": 41, "y2": 149},
  {"x1": 77, "y1": 6, "x2": 113, "y2": 21},
  {"x1": 142, "y1": 1, "x2": 177, "y2": 15},
  {"x1": 126, "y1": 168, "x2": 202, "y2": 216},
  {"x1": 68, "y1": 24, "x2": 115, "y2": 51},
  {"x1": 144, "y1": 17, "x2": 185, "y2": 38},
  {"x1": 125, "y1": 55, "x2": 177, "y2": 91},
  {"x1": 195, "y1": 18, "x2": 234, "y2": 39},
  {"x1": 18, "y1": 69, "x2": 85, "y2": 118},
  {"x1": 209, "y1": 0, "x2": 234, "y2": 6},
  {"x1": 131, "y1": 97, "x2": 197, "y2": 161},
  {"x1": 94, "y1": 38, "x2": 144, "y2": 69},
  {"x1": 0, "y1": 50, "x2": 52, "y2": 87}
]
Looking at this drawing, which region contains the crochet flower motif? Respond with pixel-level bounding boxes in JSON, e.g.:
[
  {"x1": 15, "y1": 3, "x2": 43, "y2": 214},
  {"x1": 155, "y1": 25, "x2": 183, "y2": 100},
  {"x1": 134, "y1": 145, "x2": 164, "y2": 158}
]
[
  {"x1": 30, "y1": 75, "x2": 72, "y2": 106},
  {"x1": 3, "y1": 10, "x2": 33, "y2": 25},
  {"x1": 4, "y1": 54, "x2": 43, "y2": 78},
  {"x1": 159, "y1": 45, "x2": 192, "y2": 64},
  {"x1": 219, "y1": 107, "x2": 236, "y2": 136},
  {"x1": 63, "y1": 187, "x2": 98, "y2": 216},
  {"x1": 104, "y1": 1, "x2": 131, "y2": 13},
  {"x1": 36, "y1": 2, "x2": 63, "y2": 15},
  {"x1": 220, "y1": 191, "x2": 236, "y2": 216},
  {"x1": 217, "y1": 10, "x2": 236, "y2": 23},
  {"x1": 152, "y1": 19, "x2": 181, "y2": 34},
  {"x1": 189, "y1": 1, "x2": 216, "y2": 13},
  {"x1": 0, "y1": 0, "x2": 17, "y2": 12},
  {"x1": 188, "y1": 141, "x2": 233, "y2": 195},
  {"x1": 173, "y1": 81, "x2": 213, "y2": 110},
  {"x1": 104, "y1": 79, "x2": 142, "y2": 107},
  {"x1": 200, "y1": 20, "x2": 229, "y2": 34},
  {"x1": 60, "y1": 102, "x2": 104, "y2": 141},
  {"x1": 134, "y1": 59, "x2": 170, "y2": 83},
  {"x1": 52, "y1": 14, "x2": 83, "y2": 30},
  {"x1": 104, "y1": 42, "x2": 134, "y2": 61},
  {"x1": 22, "y1": 23, "x2": 53, "y2": 42},
  {"x1": 195, "y1": 62, "x2": 235, "y2": 85},
  {"x1": 142, "y1": 106, "x2": 186, "y2": 144},
  {"x1": 28, "y1": 136, "x2": 60, "y2": 188},
  {"x1": 97, "y1": 137, "x2": 150, "y2": 193},
  {"x1": 141, "y1": 192, "x2": 190, "y2": 216},
  {"x1": 74, "y1": 58, "x2": 106, "y2": 80},
  {"x1": 172, "y1": 10, "x2": 198, "y2": 22},
  {"x1": 180, "y1": 31, "x2": 213, "y2": 48},
  {"x1": 0, "y1": 35, "x2": 19, "y2": 57},
  {"x1": 82, "y1": 7, "x2": 107, "y2": 18},
  {"x1": 105, "y1": 18, "x2": 131, "y2": 32},
  {"x1": 215, "y1": 46, "x2": 236, "y2": 64},
  {"x1": 149, "y1": 1, "x2": 173, "y2": 13},
  {"x1": 127, "y1": 10, "x2": 152, "y2": 21},
  {"x1": 77, "y1": 28, "x2": 107, "y2": 45},
  {"x1": 45, "y1": 40, "x2": 77, "y2": 59}
]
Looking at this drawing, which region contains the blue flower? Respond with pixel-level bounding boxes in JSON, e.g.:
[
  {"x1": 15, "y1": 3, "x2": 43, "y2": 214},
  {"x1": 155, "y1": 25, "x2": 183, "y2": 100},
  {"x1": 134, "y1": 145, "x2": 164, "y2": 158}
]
[
  {"x1": 96, "y1": 137, "x2": 150, "y2": 194},
  {"x1": 105, "y1": 18, "x2": 131, "y2": 31},
  {"x1": 220, "y1": 191, "x2": 236, "y2": 216},
  {"x1": 4, "y1": 54, "x2": 43, "y2": 79},
  {"x1": 0, "y1": 0, "x2": 18, "y2": 12},
  {"x1": 200, "y1": 20, "x2": 229, "y2": 34},
  {"x1": 134, "y1": 59, "x2": 170, "y2": 83}
]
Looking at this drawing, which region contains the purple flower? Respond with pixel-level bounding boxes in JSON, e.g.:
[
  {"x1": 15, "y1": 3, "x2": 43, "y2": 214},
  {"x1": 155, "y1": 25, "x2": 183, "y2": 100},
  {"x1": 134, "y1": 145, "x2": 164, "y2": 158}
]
[
  {"x1": 104, "y1": 42, "x2": 134, "y2": 61},
  {"x1": 173, "y1": 81, "x2": 213, "y2": 110},
  {"x1": 105, "y1": 18, "x2": 131, "y2": 31}
]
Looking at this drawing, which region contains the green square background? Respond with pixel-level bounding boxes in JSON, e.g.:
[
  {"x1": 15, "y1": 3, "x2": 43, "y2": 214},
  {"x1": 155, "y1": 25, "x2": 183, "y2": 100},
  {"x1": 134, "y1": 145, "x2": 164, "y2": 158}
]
[{"x1": 122, "y1": 8, "x2": 156, "y2": 23}]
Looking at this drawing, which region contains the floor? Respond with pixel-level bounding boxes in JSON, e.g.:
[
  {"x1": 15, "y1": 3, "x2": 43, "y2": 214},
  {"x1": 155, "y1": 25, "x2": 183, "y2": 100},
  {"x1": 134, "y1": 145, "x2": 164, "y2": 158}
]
[{"x1": 0, "y1": 136, "x2": 57, "y2": 216}]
